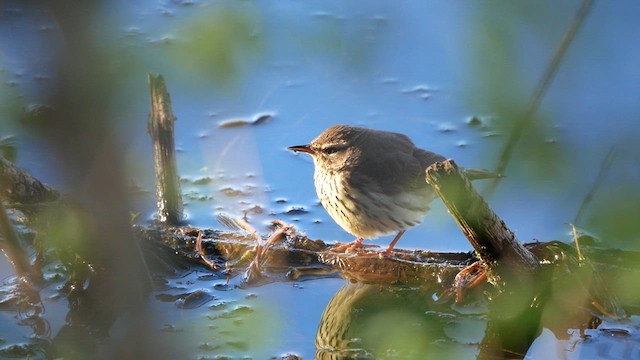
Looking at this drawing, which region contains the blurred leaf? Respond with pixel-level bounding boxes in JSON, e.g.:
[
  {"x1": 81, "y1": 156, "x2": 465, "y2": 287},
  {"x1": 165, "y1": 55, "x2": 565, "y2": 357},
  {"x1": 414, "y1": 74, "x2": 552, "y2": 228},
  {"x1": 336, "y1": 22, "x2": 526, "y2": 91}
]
[
  {"x1": 164, "y1": 300, "x2": 283, "y2": 357},
  {"x1": 612, "y1": 268, "x2": 640, "y2": 308},
  {"x1": 0, "y1": 71, "x2": 25, "y2": 129},
  {"x1": 583, "y1": 184, "x2": 640, "y2": 250},
  {"x1": 297, "y1": 12, "x2": 386, "y2": 71},
  {"x1": 359, "y1": 309, "x2": 437, "y2": 359},
  {"x1": 169, "y1": 3, "x2": 265, "y2": 87},
  {"x1": 466, "y1": 4, "x2": 571, "y2": 188},
  {"x1": 500, "y1": 113, "x2": 567, "y2": 184},
  {"x1": 0, "y1": 135, "x2": 17, "y2": 162},
  {"x1": 20, "y1": 104, "x2": 55, "y2": 129},
  {"x1": 35, "y1": 203, "x2": 96, "y2": 270}
]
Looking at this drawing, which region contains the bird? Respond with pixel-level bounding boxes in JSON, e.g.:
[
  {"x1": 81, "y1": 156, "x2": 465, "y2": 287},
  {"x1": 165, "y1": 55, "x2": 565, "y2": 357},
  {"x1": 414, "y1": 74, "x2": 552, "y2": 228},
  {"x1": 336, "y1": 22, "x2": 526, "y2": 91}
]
[{"x1": 288, "y1": 124, "x2": 497, "y2": 257}]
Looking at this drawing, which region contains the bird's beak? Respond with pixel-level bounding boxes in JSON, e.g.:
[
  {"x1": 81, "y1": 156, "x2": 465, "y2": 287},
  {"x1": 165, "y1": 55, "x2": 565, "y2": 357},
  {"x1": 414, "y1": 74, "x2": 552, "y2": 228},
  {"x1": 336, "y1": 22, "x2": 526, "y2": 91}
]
[{"x1": 288, "y1": 144, "x2": 315, "y2": 155}]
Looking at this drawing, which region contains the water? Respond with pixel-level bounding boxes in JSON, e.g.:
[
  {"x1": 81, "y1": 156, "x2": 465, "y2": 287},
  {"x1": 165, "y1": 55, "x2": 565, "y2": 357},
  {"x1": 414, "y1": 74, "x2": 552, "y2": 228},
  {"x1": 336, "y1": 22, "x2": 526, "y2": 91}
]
[{"x1": 1, "y1": 1, "x2": 640, "y2": 358}]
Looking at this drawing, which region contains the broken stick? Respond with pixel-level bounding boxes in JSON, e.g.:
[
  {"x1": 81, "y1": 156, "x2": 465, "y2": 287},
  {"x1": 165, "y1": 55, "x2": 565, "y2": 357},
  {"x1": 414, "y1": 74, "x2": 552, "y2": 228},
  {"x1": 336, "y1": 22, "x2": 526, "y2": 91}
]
[
  {"x1": 425, "y1": 160, "x2": 539, "y2": 286},
  {"x1": 148, "y1": 74, "x2": 184, "y2": 224}
]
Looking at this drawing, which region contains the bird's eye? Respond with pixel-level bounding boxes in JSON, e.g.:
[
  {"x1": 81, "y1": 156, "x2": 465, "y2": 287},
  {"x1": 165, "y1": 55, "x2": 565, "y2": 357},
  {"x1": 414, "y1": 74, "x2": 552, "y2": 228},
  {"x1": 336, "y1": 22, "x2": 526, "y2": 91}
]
[{"x1": 323, "y1": 146, "x2": 341, "y2": 155}]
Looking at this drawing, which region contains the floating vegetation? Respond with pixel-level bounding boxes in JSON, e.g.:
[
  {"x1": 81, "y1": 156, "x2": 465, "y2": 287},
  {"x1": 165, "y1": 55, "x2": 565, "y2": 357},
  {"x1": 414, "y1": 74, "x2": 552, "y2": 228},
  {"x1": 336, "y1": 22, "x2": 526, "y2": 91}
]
[{"x1": 218, "y1": 113, "x2": 275, "y2": 128}]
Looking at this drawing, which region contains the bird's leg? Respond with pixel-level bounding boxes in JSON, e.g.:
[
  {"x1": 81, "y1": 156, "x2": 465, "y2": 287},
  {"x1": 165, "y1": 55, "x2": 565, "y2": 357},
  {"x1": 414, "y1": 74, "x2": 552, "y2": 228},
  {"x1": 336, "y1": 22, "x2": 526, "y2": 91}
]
[
  {"x1": 382, "y1": 230, "x2": 406, "y2": 257},
  {"x1": 356, "y1": 230, "x2": 407, "y2": 258}
]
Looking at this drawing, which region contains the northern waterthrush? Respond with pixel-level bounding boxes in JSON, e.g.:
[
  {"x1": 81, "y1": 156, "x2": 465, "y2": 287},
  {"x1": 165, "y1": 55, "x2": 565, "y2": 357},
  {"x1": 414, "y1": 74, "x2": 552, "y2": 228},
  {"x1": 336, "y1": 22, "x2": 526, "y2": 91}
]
[{"x1": 289, "y1": 125, "x2": 495, "y2": 256}]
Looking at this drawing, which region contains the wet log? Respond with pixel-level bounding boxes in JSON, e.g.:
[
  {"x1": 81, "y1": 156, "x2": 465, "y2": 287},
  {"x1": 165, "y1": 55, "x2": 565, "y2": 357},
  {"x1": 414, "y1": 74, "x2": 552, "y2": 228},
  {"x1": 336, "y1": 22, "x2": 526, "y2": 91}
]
[
  {"x1": 425, "y1": 160, "x2": 539, "y2": 286},
  {"x1": 0, "y1": 157, "x2": 60, "y2": 203},
  {"x1": 148, "y1": 74, "x2": 184, "y2": 224},
  {"x1": 136, "y1": 224, "x2": 473, "y2": 294}
]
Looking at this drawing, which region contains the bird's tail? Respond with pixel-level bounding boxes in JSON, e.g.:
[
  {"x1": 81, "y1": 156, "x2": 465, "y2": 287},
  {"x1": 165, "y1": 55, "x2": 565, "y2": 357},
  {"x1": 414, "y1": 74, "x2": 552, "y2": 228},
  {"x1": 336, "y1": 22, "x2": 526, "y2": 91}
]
[{"x1": 462, "y1": 168, "x2": 503, "y2": 180}]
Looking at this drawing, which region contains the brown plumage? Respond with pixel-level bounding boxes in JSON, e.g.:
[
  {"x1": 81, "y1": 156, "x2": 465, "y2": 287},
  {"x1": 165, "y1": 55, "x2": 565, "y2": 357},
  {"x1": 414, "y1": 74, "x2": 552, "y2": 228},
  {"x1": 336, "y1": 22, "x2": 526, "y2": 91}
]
[{"x1": 289, "y1": 125, "x2": 495, "y2": 256}]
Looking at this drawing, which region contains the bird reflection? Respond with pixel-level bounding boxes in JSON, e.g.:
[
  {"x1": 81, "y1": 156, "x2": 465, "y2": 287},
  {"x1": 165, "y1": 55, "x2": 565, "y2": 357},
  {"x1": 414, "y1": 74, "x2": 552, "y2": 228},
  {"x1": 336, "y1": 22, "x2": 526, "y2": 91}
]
[{"x1": 315, "y1": 281, "x2": 478, "y2": 360}]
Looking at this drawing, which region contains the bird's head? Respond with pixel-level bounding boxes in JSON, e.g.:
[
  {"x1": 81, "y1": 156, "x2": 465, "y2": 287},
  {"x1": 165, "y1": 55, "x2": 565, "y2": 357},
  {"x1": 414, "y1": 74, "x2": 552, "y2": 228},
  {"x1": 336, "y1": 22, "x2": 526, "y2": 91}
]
[{"x1": 288, "y1": 125, "x2": 363, "y2": 171}]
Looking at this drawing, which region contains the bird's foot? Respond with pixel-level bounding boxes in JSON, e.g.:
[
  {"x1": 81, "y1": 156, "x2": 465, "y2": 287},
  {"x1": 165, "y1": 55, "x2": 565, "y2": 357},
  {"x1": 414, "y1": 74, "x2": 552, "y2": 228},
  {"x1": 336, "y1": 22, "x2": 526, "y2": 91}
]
[
  {"x1": 453, "y1": 261, "x2": 488, "y2": 303},
  {"x1": 352, "y1": 230, "x2": 404, "y2": 258},
  {"x1": 330, "y1": 238, "x2": 377, "y2": 254}
]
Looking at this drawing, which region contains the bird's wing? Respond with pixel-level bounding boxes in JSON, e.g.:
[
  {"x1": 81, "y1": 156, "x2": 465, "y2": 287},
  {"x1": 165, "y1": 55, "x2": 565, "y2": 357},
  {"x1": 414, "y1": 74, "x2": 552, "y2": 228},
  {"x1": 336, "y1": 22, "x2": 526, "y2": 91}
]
[
  {"x1": 348, "y1": 146, "x2": 445, "y2": 196},
  {"x1": 412, "y1": 148, "x2": 447, "y2": 171}
]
